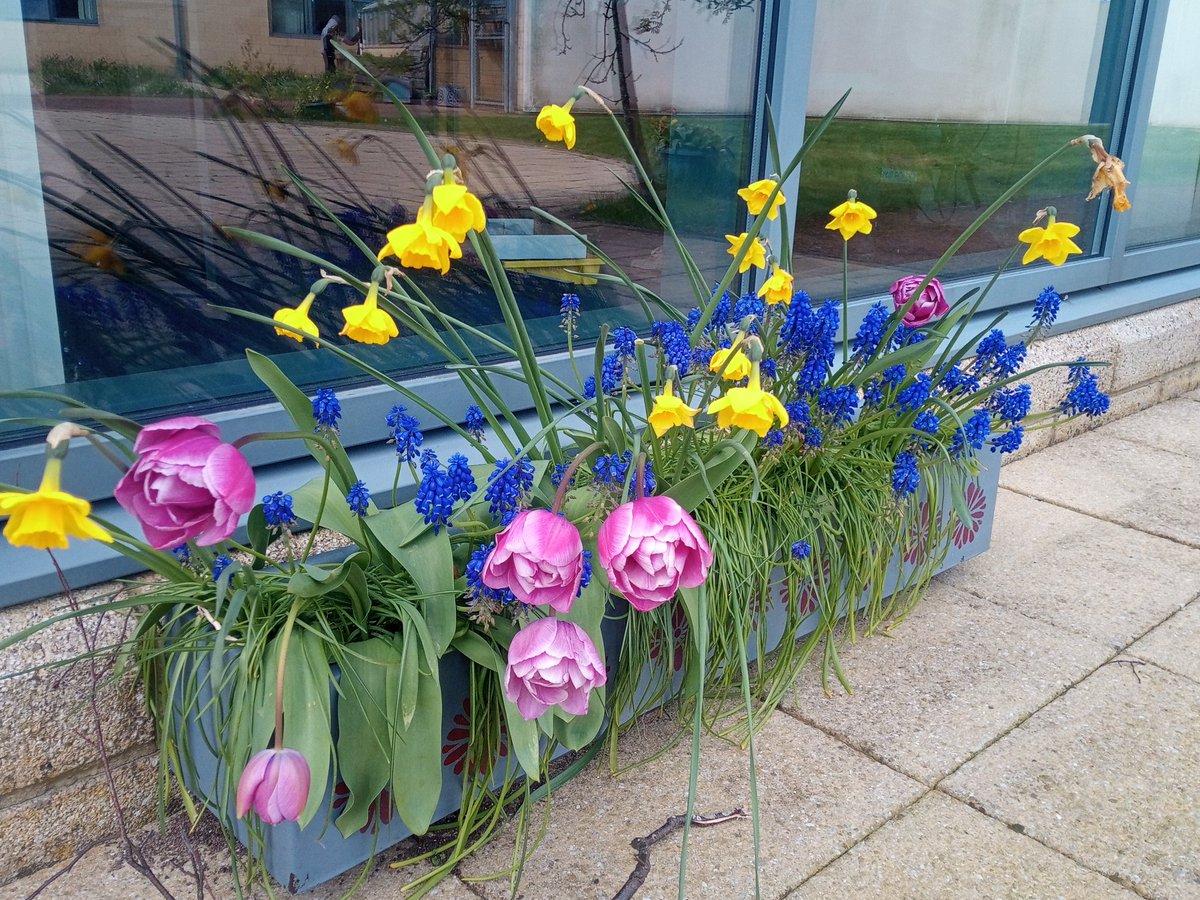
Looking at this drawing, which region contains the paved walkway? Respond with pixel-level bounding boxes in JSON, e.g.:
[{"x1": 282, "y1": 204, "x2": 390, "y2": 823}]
[{"x1": 4, "y1": 391, "x2": 1199, "y2": 899}]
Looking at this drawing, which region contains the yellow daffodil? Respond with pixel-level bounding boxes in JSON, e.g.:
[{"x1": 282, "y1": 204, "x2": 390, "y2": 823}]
[
  {"x1": 826, "y1": 194, "x2": 877, "y2": 241},
  {"x1": 378, "y1": 210, "x2": 463, "y2": 274},
  {"x1": 647, "y1": 381, "x2": 700, "y2": 437},
  {"x1": 273, "y1": 292, "x2": 319, "y2": 344},
  {"x1": 706, "y1": 361, "x2": 789, "y2": 438},
  {"x1": 709, "y1": 346, "x2": 752, "y2": 382},
  {"x1": 756, "y1": 266, "x2": 794, "y2": 305},
  {"x1": 337, "y1": 90, "x2": 378, "y2": 123},
  {"x1": 1018, "y1": 215, "x2": 1083, "y2": 266},
  {"x1": 536, "y1": 100, "x2": 577, "y2": 149},
  {"x1": 340, "y1": 283, "x2": 399, "y2": 345},
  {"x1": 737, "y1": 179, "x2": 786, "y2": 220},
  {"x1": 725, "y1": 232, "x2": 767, "y2": 273},
  {"x1": 0, "y1": 457, "x2": 111, "y2": 550},
  {"x1": 429, "y1": 182, "x2": 487, "y2": 242}
]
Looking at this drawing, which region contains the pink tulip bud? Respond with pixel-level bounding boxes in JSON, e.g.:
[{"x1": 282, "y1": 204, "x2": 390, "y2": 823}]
[
  {"x1": 482, "y1": 509, "x2": 584, "y2": 613},
  {"x1": 235, "y1": 747, "x2": 311, "y2": 825},
  {"x1": 597, "y1": 496, "x2": 713, "y2": 612},
  {"x1": 114, "y1": 416, "x2": 255, "y2": 550},
  {"x1": 890, "y1": 275, "x2": 949, "y2": 328},
  {"x1": 504, "y1": 617, "x2": 606, "y2": 720}
]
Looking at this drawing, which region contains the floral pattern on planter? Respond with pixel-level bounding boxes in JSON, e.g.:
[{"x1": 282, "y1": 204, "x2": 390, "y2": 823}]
[
  {"x1": 903, "y1": 500, "x2": 944, "y2": 565},
  {"x1": 331, "y1": 782, "x2": 394, "y2": 834},
  {"x1": 442, "y1": 698, "x2": 507, "y2": 776},
  {"x1": 953, "y1": 482, "x2": 988, "y2": 548}
]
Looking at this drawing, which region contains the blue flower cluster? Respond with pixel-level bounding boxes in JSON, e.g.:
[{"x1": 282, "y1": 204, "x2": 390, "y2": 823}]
[
  {"x1": 892, "y1": 325, "x2": 928, "y2": 348},
  {"x1": 560, "y1": 293, "x2": 581, "y2": 335},
  {"x1": 733, "y1": 293, "x2": 765, "y2": 332},
  {"x1": 862, "y1": 379, "x2": 885, "y2": 409},
  {"x1": 817, "y1": 384, "x2": 859, "y2": 428},
  {"x1": 1029, "y1": 285, "x2": 1062, "y2": 330},
  {"x1": 611, "y1": 326, "x2": 638, "y2": 360},
  {"x1": 893, "y1": 373, "x2": 933, "y2": 412},
  {"x1": 464, "y1": 404, "x2": 486, "y2": 441},
  {"x1": 172, "y1": 544, "x2": 190, "y2": 563},
  {"x1": 785, "y1": 401, "x2": 811, "y2": 431},
  {"x1": 550, "y1": 462, "x2": 573, "y2": 487},
  {"x1": 446, "y1": 453, "x2": 477, "y2": 501},
  {"x1": 949, "y1": 409, "x2": 992, "y2": 456},
  {"x1": 974, "y1": 330, "x2": 1027, "y2": 379},
  {"x1": 1061, "y1": 364, "x2": 1111, "y2": 417},
  {"x1": 937, "y1": 364, "x2": 980, "y2": 397},
  {"x1": 913, "y1": 410, "x2": 940, "y2": 436},
  {"x1": 805, "y1": 425, "x2": 824, "y2": 448},
  {"x1": 892, "y1": 452, "x2": 920, "y2": 498},
  {"x1": 484, "y1": 457, "x2": 535, "y2": 525},
  {"x1": 990, "y1": 384, "x2": 1032, "y2": 423},
  {"x1": 991, "y1": 426, "x2": 1025, "y2": 454},
  {"x1": 346, "y1": 480, "x2": 371, "y2": 517},
  {"x1": 882, "y1": 364, "x2": 907, "y2": 387},
  {"x1": 590, "y1": 451, "x2": 656, "y2": 496},
  {"x1": 791, "y1": 539, "x2": 812, "y2": 561},
  {"x1": 465, "y1": 542, "x2": 515, "y2": 605},
  {"x1": 852, "y1": 303, "x2": 889, "y2": 359},
  {"x1": 212, "y1": 555, "x2": 234, "y2": 582},
  {"x1": 761, "y1": 357, "x2": 778, "y2": 380},
  {"x1": 312, "y1": 388, "x2": 342, "y2": 431},
  {"x1": 781, "y1": 296, "x2": 839, "y2": 396},
  {"x1": 583, "y1": 353, "x2": 624, "y2": 399},
  {"x1": 579, "y1": 549, "x2": 593, "y2": 596},
  {"x1": 762, "y1": 429, "x2": 785, "y2": 449},
  {"x1": 261, "y1": 491, "x2": 295, "y2": 528},
  {"x1": 651, "y1": 320, "x2": 692, "y2": 377},
  {"x1": 414, "y1": 451, "x2": 454, "y2": 534},
  {"x1": 387, "y1": 405, "x2": 424, "y2": 462}
]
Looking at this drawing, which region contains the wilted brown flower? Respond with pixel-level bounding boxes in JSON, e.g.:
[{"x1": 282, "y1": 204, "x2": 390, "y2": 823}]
[
  {"x1": 337, "y1": 91, "x2": 378, "y2": 124},
  {"x1": 75, "y1": 229, "x2": 126, "y2": 274},
  {"x1": 1074, "y1": 135, "x2": 1131, "y2": 213}
]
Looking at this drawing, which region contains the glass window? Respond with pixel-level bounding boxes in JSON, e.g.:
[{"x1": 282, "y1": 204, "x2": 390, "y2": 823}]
[
  {"x1": 1126, "y1": 0, "x2": 1200, "y2": 248},
  {"x1": 794, "y1": 0, "x2": 1128, "y2": 302},
  {"x1": 21, "y1": 0, "x2": 96, "y2": 23},
  {"x1": 3, "y1": 0, "x2": 762, "y2": 446}
]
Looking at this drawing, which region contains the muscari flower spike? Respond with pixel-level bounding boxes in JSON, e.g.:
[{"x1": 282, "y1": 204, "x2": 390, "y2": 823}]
[
  {"x1": 261, "y1": 491, "x2": 295, "y2": 528},
  {"x1": 312, "y1": 388, "x2": 342, "y2": 431}
]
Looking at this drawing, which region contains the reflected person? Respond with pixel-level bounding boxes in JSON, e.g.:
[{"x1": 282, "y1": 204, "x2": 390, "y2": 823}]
[{"x1": 321, "y1": 15, "x2": 362, "y2": 74}]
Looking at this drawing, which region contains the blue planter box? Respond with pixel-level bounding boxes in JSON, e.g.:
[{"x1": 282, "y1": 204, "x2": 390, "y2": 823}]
[{"x1": 177, "y1": 451, "x2": 1000, "y2": 892}]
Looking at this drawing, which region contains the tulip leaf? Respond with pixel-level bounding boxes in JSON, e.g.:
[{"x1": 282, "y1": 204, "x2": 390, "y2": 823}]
[
  {"x1": 501, "y1": 691, "x2": 543, "y2": 778},
  {"x1": 361, "y1": 502, "x2": 430, "y2": 549},
  {"x1": 664, "y1": 429, "x2": 757, "y2": 512},
  {"x1": 379, "y1": 528, "x2": 455, "y2": 656},
  {"x1": 451, "y1": 631, "x2": 503, "y2": 672},
  {"x1": 291, "y1": 475, "x2": 370, "y2": 542},
  {"x1": 334, "y1": 637, "x2": 398, "y2": 837},
  {"x1": 246, "y1": 350, "x2": 358, "y2": 492},
  {"x1": 387, "y1": 641, "x2": 443, "y2": 835},
  {"x1": 398, "y1": 628, "x2": 420, "y2": 728},
  {"x1": 246, "y1": 504, "x2": 271, "y2": 567},
  {"x1": 549, "y1": 575, "x2": 609, "y2": 750},
  {"x1": 281, "y1": 629, "x2": 334, "y2": 828}
]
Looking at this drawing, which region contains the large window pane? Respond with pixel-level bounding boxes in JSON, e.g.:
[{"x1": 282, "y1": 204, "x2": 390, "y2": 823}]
[
  {"x1": 1126, "y1": 0, "x2": 1200, "y2": 248},
  {"x1": 5, "y1": 0, "x2": 762, "y2": 445},
  {"x1": 795, "y1": 0, "x2": 1125, "y2": 301}
]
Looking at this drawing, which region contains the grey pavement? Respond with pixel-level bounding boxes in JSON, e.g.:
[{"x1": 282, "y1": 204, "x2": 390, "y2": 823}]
[{"x1": 4, "y1": 395, "x2": 1200, "y2": 898}]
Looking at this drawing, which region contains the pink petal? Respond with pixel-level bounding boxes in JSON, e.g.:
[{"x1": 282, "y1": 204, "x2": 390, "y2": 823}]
[{"x1": 236, "y1": 749, "x2": 274, "y2": 819}]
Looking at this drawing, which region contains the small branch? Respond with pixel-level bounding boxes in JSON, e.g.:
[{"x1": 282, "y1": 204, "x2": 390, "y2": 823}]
[
  {"x1": 611, "y1": 808, "x2": 747, "y2": 899},
  {"x1": 1104, "y1": 657, "x2": 1146, "y2": 684}
]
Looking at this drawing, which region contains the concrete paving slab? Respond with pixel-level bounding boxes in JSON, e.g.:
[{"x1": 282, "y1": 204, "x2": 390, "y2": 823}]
[
  {"x1": 1186, "y1": 388, "x2": 1200, "y2": 402},
  {"x1": 1089, "y1": 399, "x2": 1200, "y2": 459},
  {"x1": 783, "y1": 582, "x2": 1113, "y2": 784},
  {"x1": 937, "y1": 490, "x2": 1200, "y2": 648},
  {"x1": 457, "y1": 711, "x2": 924, "y2": 899},
  {"x1": 1000, "y1": 432, "x2": 1200, "y2": 549},
  {"x1": 942, "y1": 662, "x2": 1200, "y2": 899},
  {"x1": 1128, "y1": 600, "x2": 1200, "y2": 684},
  {"x1": 787, "y1": 791, "x2": 1138, "y2": 900}
]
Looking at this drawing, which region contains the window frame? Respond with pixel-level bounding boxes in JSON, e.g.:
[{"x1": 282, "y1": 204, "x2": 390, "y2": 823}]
[{"x1": 3, "y1": 0, "x2": 1200, "y2": 607}]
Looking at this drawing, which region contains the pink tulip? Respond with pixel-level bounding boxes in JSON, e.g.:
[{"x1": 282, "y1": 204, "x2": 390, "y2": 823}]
[
  {"x1": 482, "y1": 509, "x2": 584, "y2": 613},
  {"x1": 504, "y1": 617, "x2": 606, "y2": 720},
  {"x1": 597, "y1": 496, "x2": 712, "y2": 612},
  {"x1": 235, "y1": 747, "x2": 311, "y2": 825},
  {"x1": 114, "y1": 416, "x2": 255, "y2": 550},
  {"x1": 890, "y1": 275, "x2": 950, "y2": 328}
]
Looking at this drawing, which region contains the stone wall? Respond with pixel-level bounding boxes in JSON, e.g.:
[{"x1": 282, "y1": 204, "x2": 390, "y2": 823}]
[{"x1": 1, "y1": 295, "x2": 1199, "y2": 886}]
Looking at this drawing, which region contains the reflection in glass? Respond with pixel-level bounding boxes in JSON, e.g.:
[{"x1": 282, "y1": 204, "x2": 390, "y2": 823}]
[
  {"x1": 796, "y1": 0, "x2": 1124, "y2": 302},
  {"x1": 1127, "y1": 0, "x2": 1200, "y2": 248},
  {"x1": 7, "y1": 0, "x2": 761, "y2": 440}
]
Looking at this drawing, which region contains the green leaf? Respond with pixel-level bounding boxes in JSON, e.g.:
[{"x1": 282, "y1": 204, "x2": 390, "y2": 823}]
[
  {"x1": 360, "y1": 503, "x2": 429, "y2": 549},
  {"x1": 285, "y1": 552, "x2": 369, "y2": 599},
  {"x1": 387, "y1": 639, "x2": 443, "y2": 835},
  {"x1": 398, "y1": 628, "x2": 420, "y2": 728},
  {"x1": 245, "y1": 350, "x2": 358, "y2": 492},
  {"x1": 334, "y1": 637, "x2": 398, "y2": 836},
  {"x1": 502, "y1": 692, "x2": 543, "y2": 778},
  {"x1": 291, "y1": 475, "x2": 369, "y2": 542},
  {"x1": 281, "y1": 629, "x2": 334, "y2": 828},
  {"x1": 451, "y1": 632, "x2": 504, "y2": 671},
  {"x1": 246, "y1": 505, "x2": 271, "y2": 567},
  {"x1": 665, "y1": 429, "x2": 757, "y2": 512},
  {"x1": 376, "y1": 526, "x2": 456, "y2": 656}
]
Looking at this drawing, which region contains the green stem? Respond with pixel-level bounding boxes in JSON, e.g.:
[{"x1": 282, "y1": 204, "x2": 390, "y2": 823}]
[
  {"x1": 273, "y1": 598, "x2": 304, "y2": 750},
  {"x1": 301, "y1": 464, "x2": 332, "y2": 562},
  {"x1": 551, "y1": 441, "x2": 605, "y2": 512},
  {"x1": 841, "y1": 240, "x2": 850, "y2": 365}
]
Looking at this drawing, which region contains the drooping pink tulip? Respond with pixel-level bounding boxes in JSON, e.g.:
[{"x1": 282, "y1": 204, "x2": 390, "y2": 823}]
[
  {"x1": 890, "y1": 275, "x2": 950, "y2": 328},
  {"x1": 504, "y1": 617, "x2": 606, "y2": 720},
  {"x1": 235, "y1": 747, "x2": 311, "y2": 825},
  {"x1": 114, "y1": 416, "x2": 255, "y2": 549},
  {"x1": 596, "y1": 496, "x2": 713, "y2": 612},
  {"x1": 482, "y1": 509, "x2": 584, "y2": 613}
]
